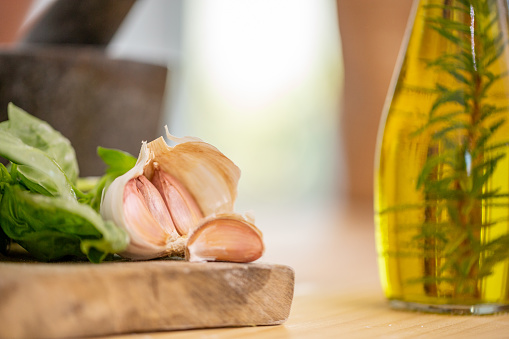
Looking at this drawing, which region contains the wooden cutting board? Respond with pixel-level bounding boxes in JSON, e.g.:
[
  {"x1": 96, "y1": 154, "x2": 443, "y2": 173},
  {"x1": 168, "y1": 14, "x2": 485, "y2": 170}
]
[{"x1": 0, "y1": 257, "x2": 295, "y2": 339}]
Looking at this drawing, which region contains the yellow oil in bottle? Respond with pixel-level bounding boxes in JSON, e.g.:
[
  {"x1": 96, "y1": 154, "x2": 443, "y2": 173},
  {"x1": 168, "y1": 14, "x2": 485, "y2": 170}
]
[{"x1": 375, "y1": 0, "x2": 509, "y2": 312}]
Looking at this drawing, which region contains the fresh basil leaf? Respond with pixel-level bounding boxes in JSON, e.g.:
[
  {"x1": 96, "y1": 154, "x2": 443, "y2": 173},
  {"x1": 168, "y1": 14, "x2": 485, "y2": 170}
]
[
  {"x1": 97, "y1": 146, "x2": 137, "y2": 174},
  {"x1": 14, "y1": 164, "x2": 58, "y2": 196},
  {"x1": 0, "y1": 129, "x2": 75, "y2": 199},
  {"x1": 79, "y1": 147, "x2": 136, "y2": 212},
  {"x1": 0, "y1": 105, "x2": 130, "y2": 263},
  {"x1": 0, "y1": 184, "x2": 128, "y2": 262},
  {"x1": 80, "y1": 221, "x2": 128, "y2": 263},
  {"x1": 75, "y1": 176, "x2": 100, "y2": 193},
  {"x1": 9, "y1": 230, "x2": 83, "y2": 261},
  {"x1": 0, "y1": 103, "x2": 79, "y2": 183},
  {"x1": 0, "y1": 163, "x2": 12, "y2": 185}
]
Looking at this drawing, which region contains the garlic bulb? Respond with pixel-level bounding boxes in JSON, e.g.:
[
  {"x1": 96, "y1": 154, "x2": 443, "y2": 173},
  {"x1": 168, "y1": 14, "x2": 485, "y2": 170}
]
[
  {"x1": 186, "y1": 214, "x2": 265, "y2": 263},
  {"x1": 100, "y1": 130, "x2": 243, "y2": 260}
]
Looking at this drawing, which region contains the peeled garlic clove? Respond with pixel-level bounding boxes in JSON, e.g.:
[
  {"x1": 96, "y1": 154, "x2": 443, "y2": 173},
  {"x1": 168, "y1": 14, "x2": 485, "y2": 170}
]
[
  {"x1": 151, "y1": 166, "x2": 203, "y2": 236},
  {"x1": 185, "y1": 214, "x2": 264, "y2": 263},
  {"x1": 122, "y1": 178, "x2": 181, "y2": 257},
  {"x1": 131, "y1": 175, "x2": 177, "y2": 236},
  {"x1": 117, "y1": 175, "x2": 184, "y2": 260}
]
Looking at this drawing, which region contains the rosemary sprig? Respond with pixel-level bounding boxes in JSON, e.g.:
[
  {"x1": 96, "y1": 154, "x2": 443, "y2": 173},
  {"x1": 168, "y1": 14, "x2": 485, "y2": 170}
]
[{"x1": 403, "y1": 0, "x2": 509, "y2": 296}]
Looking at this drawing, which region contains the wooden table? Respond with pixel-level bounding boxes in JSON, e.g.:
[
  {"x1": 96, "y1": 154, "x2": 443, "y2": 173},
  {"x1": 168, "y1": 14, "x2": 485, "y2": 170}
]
[{"x1": 104, "y1": 200, "x2": 509, "y2": 338}]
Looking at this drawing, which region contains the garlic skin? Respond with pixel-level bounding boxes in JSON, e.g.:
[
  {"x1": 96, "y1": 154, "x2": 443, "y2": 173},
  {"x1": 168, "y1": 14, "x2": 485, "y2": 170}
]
[
  {"x1": 143, "y1": 128, "x2": 241, "y2": 216},
  {"x1": 100, "y1": 131, "x2": 241, "y2": 260},
  {"x1": 185, "y1": 214, "x2": 265, "y2": 263}
]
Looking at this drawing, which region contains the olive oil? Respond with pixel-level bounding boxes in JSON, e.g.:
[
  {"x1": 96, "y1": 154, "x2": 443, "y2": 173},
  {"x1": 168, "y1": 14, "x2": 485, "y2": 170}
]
[{"x1": 375, "y1": 0, "x2": 509, "y2": 313}]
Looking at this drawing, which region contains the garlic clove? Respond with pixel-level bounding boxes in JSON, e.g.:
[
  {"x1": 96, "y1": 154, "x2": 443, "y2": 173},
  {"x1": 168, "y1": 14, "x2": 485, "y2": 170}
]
[
  {"x1": 132, "y1": 175, "x2": 177, "y2": 235},
  {"x1": 123, "y1": 179, "x2": 171, "y2": 247},
  {"x1": 101, "y1": 142, "x2": 184, "y2": 260},
  {"x1": 185, "y1": 215, "x2": 264, "y2": 263},
  {"x1": 121, "y1": 179, "x2": 184, "y2": 259},
  {"x1": 151, "y1": 166, "x2": 204, "y2": 236},
  {"x1": 144, "y1": 134, "x2": 241, "y2": 216}
]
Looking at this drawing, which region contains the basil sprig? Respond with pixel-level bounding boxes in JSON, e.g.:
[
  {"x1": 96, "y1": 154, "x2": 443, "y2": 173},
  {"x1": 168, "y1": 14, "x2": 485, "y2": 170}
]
[{"x1": 0, "y1": 103, "x2": 132, "y2": 262}]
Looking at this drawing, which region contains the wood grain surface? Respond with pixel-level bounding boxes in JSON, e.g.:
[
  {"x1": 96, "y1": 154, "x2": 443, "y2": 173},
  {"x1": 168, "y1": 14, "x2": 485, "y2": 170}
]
[
  {"x1": 106, "y1": 290, "x2": 509, "y2": 339},
  {"x1": 0, "y1": 260, "x2": 294, "y2": 339}
]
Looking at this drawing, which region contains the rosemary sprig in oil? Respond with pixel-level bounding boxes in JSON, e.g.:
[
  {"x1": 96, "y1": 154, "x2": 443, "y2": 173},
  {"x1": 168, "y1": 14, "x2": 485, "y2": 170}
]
[{"x1": 409, "y1": 0, "x2": 509, "y2": 297}]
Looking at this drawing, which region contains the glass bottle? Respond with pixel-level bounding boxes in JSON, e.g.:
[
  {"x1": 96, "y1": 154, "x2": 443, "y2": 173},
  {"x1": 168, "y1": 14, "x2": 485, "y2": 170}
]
[{"x1": 375, "y1": 0, "x2": 509, "y2": 314}]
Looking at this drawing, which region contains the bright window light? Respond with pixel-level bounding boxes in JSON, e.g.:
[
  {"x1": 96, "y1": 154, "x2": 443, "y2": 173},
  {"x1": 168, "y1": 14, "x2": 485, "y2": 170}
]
[{"x1": 176, "y1": 0, "x2": 343, "y2": 210}]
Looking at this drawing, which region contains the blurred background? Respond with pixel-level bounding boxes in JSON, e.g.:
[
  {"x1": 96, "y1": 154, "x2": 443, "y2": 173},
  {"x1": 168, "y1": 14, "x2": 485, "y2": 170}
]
[
  {"x1": 0, "y1": 0, "x2": 412, "y2": 288},
  {"x1": 110, "y1": 0, "x2": 344, "y2": 213},
  {"x1": 3, "y1": 0, "x2": 342, "y2": 207}
]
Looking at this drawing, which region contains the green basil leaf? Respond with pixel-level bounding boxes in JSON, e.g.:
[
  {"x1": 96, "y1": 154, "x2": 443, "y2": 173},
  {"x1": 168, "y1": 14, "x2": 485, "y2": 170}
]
[
  {"x1": 97, "y1": 146, "x2": 136, "y2": 174},
  {"x1": 79, "y1": 147, "x2": 136, "y2": 212},
  {"x1": 0, "y1": 103, "x2": 79, "y2": 183},
  {"x1": 0, "y1": 129, "x2": 75, "y2": 199},
  {"x1": 0, "y1": 163, "x2": 12, "y2": 185},
  {"x1": 0, "y1": 185, "x2": 128, "y2": 262},
  {"x1": 14, "y1": 164, "x2": 59, "y2": 196}
]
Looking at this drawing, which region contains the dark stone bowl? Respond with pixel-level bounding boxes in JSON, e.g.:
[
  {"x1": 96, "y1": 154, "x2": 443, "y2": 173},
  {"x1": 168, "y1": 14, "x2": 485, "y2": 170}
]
[{"x1": 0, "y1": 46, "x2": 168, "y2": 176}]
